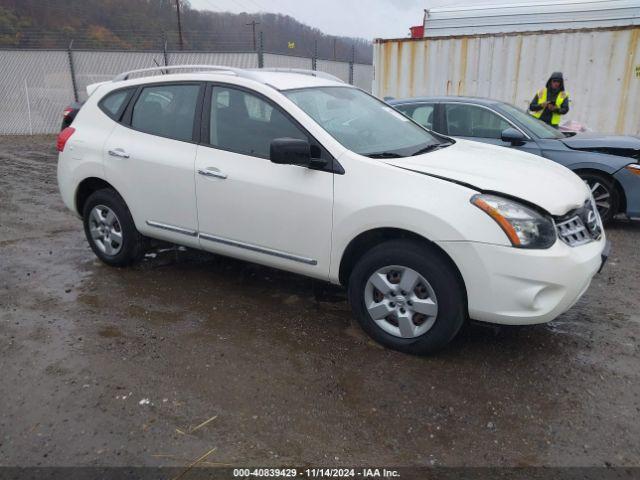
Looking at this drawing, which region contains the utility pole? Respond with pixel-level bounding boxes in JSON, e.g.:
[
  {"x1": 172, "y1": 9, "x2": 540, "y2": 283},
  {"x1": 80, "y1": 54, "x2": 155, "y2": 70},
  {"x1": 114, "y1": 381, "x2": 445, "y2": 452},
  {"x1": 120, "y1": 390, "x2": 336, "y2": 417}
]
[
  {"x1": 175, "y1": 0, "x2": 184, "y2": 51},
  {"x1": 349, "y1": 44, "x2": 355, "y2": 85},
  {"x1": 246, "y1": 20, "x2": 261, "y2": 51},
  {"x1": 258, "y1": 31, "x2": 264, "y2": 68}
]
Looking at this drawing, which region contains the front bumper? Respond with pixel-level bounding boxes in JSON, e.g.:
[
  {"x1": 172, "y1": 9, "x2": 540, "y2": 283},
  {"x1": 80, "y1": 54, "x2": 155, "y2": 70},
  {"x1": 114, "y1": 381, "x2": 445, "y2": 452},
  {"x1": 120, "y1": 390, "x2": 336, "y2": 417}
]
[
  {"x1": 599, "y1": 239, "x2": 611, "y2": 273},
  {"x1": 437, "y1": 236, "x2": 607, "y2": 325},
  {"x1": 613, "y1": 166, "x2": 640, "y2": 218}
]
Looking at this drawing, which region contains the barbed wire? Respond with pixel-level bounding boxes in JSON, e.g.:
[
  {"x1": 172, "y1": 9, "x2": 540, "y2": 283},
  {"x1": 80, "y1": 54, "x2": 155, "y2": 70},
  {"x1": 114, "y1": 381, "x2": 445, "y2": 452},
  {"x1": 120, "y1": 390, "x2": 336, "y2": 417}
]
[{"x1": 0, "y1": 29, "x2": 367, "y2": 62}]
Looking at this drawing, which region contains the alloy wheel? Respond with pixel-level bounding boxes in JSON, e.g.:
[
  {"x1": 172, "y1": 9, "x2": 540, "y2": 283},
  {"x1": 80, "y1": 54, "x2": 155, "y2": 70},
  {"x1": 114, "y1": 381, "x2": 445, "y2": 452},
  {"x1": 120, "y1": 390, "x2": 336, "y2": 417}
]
[
  {"x1": 88, "y1": 205, "x2": 123, "y2": 256},
  {"x1": 585, "y1": 179, "x2": 612, "y2": 220}
]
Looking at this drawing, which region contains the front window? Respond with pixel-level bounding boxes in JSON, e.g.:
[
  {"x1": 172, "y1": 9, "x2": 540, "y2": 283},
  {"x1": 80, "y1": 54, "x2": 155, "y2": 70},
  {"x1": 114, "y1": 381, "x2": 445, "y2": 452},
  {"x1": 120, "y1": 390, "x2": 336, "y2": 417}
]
[
  {"x1": 394, "y1": 103, "x2": 435, "y2": 130},
  {"x1": 444, "y1": 103, "x2": 511, "y2": 139},
  {"x1": 499, "y1": 103, "x2": 565, "y2": 139},
  {"x1": 284, "y1": 87, "x2": 445, "y2": 158},
  {"x1": 209, "y1": 86, "x2": 307, "y2": 158}
]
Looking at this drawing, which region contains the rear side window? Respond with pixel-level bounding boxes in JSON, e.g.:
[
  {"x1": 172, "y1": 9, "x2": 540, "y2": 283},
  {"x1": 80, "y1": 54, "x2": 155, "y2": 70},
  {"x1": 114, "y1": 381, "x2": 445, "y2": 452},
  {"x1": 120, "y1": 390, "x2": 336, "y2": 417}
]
[
  {"x1": 131, "y1": 84, "x2": 200, "y2": 142},
  {"x1": 99, "y1": 89, "x2": 133, "y2": 120}
]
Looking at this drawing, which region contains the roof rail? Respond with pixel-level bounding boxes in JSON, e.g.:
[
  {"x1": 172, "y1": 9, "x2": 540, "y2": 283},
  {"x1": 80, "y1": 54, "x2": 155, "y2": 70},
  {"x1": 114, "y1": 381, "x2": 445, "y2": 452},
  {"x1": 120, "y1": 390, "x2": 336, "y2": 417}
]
[
  {"x1": 255, "y1": 68, "x2": 344, "y2": 83},
  {"x1": 112, "y1": 65, "x2": 255, "y2": 82},
  {"x1": 112, "y1": 64, "x2": 346, "y2": 85}
]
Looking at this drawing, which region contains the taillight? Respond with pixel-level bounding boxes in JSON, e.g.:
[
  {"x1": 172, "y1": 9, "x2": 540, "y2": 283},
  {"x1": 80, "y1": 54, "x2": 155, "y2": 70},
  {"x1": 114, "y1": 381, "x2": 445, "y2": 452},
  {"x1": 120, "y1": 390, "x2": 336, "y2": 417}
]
[
  {"x1": 57, "y1": 127, "x2": 75, "y2": 152},
  {"x1": 62, "y1": 107, "x2": 74, "y2": 117}
]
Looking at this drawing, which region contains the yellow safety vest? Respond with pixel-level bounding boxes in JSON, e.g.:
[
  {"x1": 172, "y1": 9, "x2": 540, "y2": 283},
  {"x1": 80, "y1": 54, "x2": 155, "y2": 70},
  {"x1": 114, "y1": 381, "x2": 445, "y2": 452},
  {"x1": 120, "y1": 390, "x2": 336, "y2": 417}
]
[{"x1": 530, "y1": 88, "x2": 568, "y2": 126}]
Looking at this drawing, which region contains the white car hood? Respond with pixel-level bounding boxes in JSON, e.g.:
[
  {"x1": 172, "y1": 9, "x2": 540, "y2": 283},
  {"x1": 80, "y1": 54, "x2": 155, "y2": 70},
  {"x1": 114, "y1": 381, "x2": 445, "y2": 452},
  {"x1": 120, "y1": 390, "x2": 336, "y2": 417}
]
[{"x1": 385, "y1": 139, "x2": 590, "y2": 216}]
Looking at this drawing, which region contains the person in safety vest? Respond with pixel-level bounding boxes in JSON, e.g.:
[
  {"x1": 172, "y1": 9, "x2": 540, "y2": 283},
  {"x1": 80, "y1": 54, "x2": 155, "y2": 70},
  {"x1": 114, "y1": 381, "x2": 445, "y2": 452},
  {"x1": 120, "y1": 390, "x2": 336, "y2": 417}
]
[{"x1": 529, "y1": 72, "x2": 569, "y2": 128}]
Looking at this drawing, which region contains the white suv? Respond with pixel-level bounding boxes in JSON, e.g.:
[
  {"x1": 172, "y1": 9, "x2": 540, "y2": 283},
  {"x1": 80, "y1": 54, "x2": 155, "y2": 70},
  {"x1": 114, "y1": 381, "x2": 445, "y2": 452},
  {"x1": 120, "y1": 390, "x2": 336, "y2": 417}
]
[{"x1": 57, "y1": 66, "x2": 608, "y2": 354}]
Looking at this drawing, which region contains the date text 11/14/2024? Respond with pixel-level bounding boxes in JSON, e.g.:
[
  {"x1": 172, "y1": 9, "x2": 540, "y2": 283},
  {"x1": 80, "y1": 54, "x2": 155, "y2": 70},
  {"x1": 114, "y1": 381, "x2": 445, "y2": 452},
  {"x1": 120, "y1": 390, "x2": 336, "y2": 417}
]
[{"x1": 232, "y1": 468, "x2": 401, "y2": 478}]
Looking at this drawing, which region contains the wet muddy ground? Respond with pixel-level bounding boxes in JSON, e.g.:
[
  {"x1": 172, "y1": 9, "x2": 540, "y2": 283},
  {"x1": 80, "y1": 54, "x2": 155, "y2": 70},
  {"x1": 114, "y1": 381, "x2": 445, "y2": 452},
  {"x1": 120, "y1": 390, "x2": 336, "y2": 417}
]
[{"x1": 1, "y1": 135, "x2": 639, "y2": 468}]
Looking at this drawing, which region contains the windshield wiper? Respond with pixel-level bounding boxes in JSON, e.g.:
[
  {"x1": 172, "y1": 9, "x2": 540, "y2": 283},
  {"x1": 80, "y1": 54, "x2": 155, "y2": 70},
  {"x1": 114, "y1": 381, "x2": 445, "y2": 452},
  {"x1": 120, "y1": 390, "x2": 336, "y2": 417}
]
[
  {"x1": 366, "y1": 152, "x2": 404, "y2": 158},
  {"x1": 366, "y1": 142, "x2": 453, "y2": 159},
  {"x1": 411, "y1": 142, "x2": 452, "y2": 156}
]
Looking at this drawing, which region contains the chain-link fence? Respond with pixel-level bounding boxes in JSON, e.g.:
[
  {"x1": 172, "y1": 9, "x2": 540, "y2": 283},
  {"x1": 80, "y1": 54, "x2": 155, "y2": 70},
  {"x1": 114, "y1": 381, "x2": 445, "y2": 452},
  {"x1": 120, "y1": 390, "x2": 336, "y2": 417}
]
[
  {"x1": 0, "y1": 46, "x2": 373, "y2": 135},
  {"x1": 0, "y1": 50, "x2": 74, "y2": 134}
]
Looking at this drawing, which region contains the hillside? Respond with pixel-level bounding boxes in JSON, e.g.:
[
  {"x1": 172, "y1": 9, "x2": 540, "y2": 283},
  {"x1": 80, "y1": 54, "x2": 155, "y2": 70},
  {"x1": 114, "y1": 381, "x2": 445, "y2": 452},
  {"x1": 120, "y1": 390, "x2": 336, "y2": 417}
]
[{"x1": 0, "y1": 0, "x2": 373, "y2": 63}]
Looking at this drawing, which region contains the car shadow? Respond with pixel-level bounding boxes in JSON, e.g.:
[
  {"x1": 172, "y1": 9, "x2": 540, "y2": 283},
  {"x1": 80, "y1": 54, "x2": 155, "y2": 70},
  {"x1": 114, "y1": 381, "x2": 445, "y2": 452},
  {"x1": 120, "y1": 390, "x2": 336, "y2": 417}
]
[{"x1": 116, "y1": 241, "x2": 576, "y2": 360}]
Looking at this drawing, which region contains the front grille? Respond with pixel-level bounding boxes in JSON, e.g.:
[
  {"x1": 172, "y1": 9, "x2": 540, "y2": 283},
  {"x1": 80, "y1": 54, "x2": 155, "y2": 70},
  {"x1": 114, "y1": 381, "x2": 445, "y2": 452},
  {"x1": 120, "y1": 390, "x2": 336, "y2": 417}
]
[
  {"x1": 555, "y1": 200, "x2": 602, "y2": 247},
  {"x1": 556, "y1": 215, "x2": 593, "y2": 246}
]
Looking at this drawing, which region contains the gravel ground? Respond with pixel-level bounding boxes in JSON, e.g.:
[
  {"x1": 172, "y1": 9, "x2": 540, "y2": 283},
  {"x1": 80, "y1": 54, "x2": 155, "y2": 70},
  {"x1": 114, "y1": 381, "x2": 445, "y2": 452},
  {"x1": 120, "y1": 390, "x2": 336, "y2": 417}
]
[{"x1": 1, "y1": 135, "x2": 639, "y2": 468}]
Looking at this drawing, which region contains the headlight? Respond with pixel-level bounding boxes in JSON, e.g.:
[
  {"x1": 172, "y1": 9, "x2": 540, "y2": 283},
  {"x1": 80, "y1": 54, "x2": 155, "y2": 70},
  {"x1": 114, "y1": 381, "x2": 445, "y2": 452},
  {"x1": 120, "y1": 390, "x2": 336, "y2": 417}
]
[
  {"x1": 471, "y1": 194, "x2": 556, "y2": 249},
  {"x1": 625, "y1": 164, "x2": 640, "y2": 176}
]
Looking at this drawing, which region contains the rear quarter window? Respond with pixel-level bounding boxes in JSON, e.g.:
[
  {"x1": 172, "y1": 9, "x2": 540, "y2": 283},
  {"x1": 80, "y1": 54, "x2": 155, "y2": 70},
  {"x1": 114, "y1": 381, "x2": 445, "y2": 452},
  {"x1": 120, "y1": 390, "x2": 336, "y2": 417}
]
[{"x1": 99, "y1": 89, "x2": 134, "y2": 120}]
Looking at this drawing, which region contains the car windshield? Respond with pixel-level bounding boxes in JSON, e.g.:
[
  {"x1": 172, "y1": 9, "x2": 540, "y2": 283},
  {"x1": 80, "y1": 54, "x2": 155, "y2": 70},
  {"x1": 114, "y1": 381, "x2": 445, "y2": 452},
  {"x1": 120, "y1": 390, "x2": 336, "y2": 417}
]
[
  {"x1": 499, "y1": 103, "x2": 565, "y2": 139},
  {"x1": 283, "y1": 87, "x2": 445, "y2": 157}
]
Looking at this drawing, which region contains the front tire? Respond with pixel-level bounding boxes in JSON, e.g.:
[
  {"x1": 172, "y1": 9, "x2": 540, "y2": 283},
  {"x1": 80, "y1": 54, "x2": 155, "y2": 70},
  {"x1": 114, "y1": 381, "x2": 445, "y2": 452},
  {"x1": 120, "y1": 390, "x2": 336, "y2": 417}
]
[
  {"x1": 578, "y1": 172, "x2": 619, "y2": 225},
  {"x1": 348, "y1": 239, "x2": 466, "y2": 355},
  {"x1": 82, "y1": 189, "x2": 145, "y2": 267}
]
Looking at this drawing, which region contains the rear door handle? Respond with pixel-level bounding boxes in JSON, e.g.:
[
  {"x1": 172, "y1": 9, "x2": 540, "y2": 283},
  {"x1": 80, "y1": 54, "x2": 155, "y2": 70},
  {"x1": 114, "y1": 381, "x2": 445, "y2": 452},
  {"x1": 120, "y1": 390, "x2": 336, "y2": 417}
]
[
  {"x1": 198, "y1": 168, "x2": 227, "y2": 180},
  {"x1": 108, "y1": 148, "x2": 129, "y2": 159}
]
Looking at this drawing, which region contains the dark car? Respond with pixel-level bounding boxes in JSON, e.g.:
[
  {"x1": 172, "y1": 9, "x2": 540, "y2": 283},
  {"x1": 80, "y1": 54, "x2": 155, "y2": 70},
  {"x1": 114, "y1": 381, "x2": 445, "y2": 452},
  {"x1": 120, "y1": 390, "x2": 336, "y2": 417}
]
[
  {"x1": 60, "y1": 102, "x2": 82, "y2": 130},
  {"x1": 388, "y1": 96, "x2": 640, "y2": 224}
]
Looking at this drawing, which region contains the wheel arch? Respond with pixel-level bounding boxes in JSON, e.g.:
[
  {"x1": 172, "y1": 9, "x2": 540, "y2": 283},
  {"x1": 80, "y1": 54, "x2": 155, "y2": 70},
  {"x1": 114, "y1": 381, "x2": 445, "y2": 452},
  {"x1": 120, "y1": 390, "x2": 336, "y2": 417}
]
[
  {"x1": 338, "y1": 227, "x2": 468, "y2": 311},
  {"x1": 573, "y1": 167, "x2": 626, "y2": 214},
  {"x1": 75, "y1": 177, "x2": 120, "y2": 217}
]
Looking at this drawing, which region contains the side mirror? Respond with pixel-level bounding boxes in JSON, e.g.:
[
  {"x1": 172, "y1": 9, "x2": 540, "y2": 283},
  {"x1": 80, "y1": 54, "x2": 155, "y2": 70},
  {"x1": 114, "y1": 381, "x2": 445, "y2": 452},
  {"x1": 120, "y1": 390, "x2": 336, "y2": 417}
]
[
  {"x1": 271, "y1": 138, "x2": 311, "y2": 166},
  {"x1": 501, "y1": 128, "x2": 526, "y2": 146},
  {"x1": 270, "y1": 138, "x2": 327, "y2": 169}
]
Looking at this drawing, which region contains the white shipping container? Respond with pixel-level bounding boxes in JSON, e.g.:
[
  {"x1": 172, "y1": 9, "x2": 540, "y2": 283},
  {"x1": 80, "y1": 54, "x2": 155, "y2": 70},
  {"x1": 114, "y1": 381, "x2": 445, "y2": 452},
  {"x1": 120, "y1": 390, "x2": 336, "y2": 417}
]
[
  {"x1": 422, "y1": 0, "x2": 640, "y2": 37},
  {"x1": 373, "y1": 26, "x2": 640, "y2": 135}
]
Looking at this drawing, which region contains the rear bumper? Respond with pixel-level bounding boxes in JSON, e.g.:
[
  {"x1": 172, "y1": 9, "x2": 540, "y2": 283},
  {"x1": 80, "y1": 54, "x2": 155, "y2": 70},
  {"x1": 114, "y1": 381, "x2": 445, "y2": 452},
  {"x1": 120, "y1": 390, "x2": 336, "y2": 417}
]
[
  {"x1": 57, "y1": 152, "x2": 79, "y2": 215},
  {"x1": 437, "y1": 236, "x2": 606, "y2": 325}
]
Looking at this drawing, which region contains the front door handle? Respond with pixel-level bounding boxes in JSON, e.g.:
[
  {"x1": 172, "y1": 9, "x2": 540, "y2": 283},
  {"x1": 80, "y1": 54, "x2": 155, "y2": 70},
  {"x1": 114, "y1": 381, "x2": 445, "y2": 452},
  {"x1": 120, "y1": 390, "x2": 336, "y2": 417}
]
[
  {"x1": 198, "y1": 168, "x2": 227, "y2": 180},
  {"x1": 108, "y1": 148, "x2": 130, "y2": 159}
]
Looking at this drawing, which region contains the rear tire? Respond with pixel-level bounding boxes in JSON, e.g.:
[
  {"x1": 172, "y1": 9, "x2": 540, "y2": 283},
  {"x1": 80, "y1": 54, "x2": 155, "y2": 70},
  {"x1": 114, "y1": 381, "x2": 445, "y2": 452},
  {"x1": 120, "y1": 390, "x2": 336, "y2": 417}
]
[
  {"x1": 578, "y1": 171, "x2": 619, "y2": 225},
  {"x1": 82, "y1": 189, "x2": 145, "y2": 267},
  {"x1": 347, "y1": 239, "x2": 466, "y2": 355}
]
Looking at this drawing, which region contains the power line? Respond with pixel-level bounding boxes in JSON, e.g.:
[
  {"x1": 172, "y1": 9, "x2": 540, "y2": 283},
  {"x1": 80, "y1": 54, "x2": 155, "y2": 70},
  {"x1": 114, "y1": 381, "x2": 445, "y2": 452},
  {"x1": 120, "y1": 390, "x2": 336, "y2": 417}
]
[
  {"x1": 246, "y1": 0, "x2": 265, "y2": 10},
  {"x1": 230, "y1": 0, "x2": 252, "y2": 11},
  {"x1": 201, "y1": 0, "x2": 223, "y2": 11}
]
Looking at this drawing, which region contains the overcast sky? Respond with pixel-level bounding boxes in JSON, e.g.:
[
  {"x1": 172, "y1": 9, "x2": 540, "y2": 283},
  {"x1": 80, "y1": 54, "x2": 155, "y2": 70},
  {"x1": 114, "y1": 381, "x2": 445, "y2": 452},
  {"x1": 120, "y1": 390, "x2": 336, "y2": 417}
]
[{"x1": 188, "y1": 0, "x2": 550, "y2": 39}]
